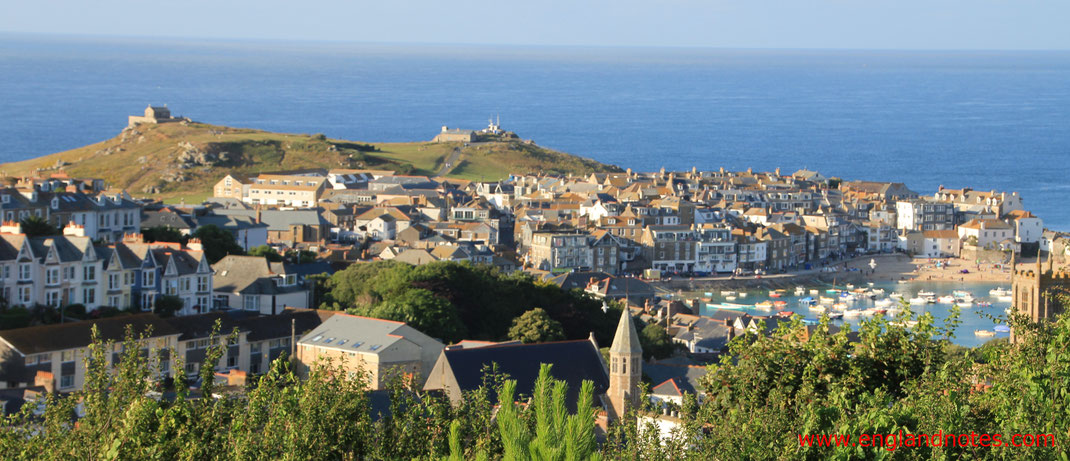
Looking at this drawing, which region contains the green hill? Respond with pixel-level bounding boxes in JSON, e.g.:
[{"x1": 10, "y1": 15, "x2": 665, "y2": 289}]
[{"x1": 0, "y1": 122, "x2": 621, "y2": 203}]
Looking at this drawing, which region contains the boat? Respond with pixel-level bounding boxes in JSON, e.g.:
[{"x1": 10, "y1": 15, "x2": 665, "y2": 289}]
[
  {"x1": 799, "y1": 296, "x2": 815, "y2": 305},
  {"x1": 725, "y1": 295, "x2": 738, "y2": 301},
  {"x1": 889, "y1": 292, "x2": 903, "y2": 299},
  {"x1": 755, "y1": 301, "x2": 774, "y2": 309},
  {"x1": 738, "y1": 292, "x2": 748, "y2": 298},
  {"x1": 870, "y1": 288, "x2": 885, "y2": 295},
  {"x1": 937, "y1": 295, "x2": 955, "y2": 304},
  {"x1": 825, "y1": 289, "x2": 840, "y2": 294},
  {"x1": 720, "y1": 291, "x2": 735, "y2": 296},
  {"x1": 952, "y1": 290, "x2": 972, "y2": 298},
  {"x1": 918, "y1": 292, "x2": 937, "y2": 303},
  {"x1": 846, "y1": 283, "x2": 855, "y2": 290},
  {"x1": 990, "y1": 287, "x2": 1011, "y2": 297},
  {"x1": 884, "y1": 307, "x2": 903, "y2": 316},
  {"x1": 795, "y1": 287, "x2": 807, "y2": 296},
  {"x1": 718, "y1": 302, "x2": 752, "y2": 310},
  {"x1": 867, "y1": 308, "x2": 887, "y2": 316},
  {"x1": 809, "y1": 289, "x2": 819, "y2": 295},
  {"x1": 842, "y1": 309, "x2": 863, "y2": 318},
  {"x1": 827, "y1": 312, "x2": 844, "y2": 320},
  {"x1": 776, "y1": 311, "x2": 794, "y2": 318},
  {"x1": 993, "y1": 325, "x2": 1011, "y2": 333},
  {"x1": 809, "y1": 305, "x2": 827, "y2": 313},
  {"x1": 956, "y1": 301, "x2": 973, "y2": 308},
  {"x1": 874, "y1": 298, "x2": 894, "y2": 307},
  {"x1": 704, "y1": 292, "x2": 713, "y2": 297},
  {"x1": 976, "y1": 301, "x2": 992, "y2": 307},
  {"x1": 773, "y1": 300, "x2": 788, "y2": 308},
  {"x1": 769, "y1": 292, "x2": 782, "y2": 298},
  {"x1": 909, "y1": 297, "x2": 926, "y2": 305},
  {"x1": 974, "y1": 329, "x2": 996, "y2": 337},
  {"x1": 832, "y1": 302, "x2": 849, "y2": 311},
  {"x1": 819, "y1": 296, "x2": 835, "y2": 304}
]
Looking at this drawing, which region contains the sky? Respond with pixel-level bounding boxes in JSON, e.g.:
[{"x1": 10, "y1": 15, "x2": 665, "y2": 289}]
[{"x1": 2, "y1": 0, "x2": 1069, "y2": 50}]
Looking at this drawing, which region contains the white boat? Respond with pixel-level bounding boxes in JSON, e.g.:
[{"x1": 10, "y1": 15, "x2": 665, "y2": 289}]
[
  {"x1": 809, "y1": 289, "x2": 820, "y2": 295},
  {"x1": 846, "y1": 284, "x2": 855, "y2": 290},
  {"x1": 725, "y1": 295, "x2": 738, "y2": 301},
  {"x1": 738, "y1": 292, "x2": 748, "y2": 298},
  {"x1": 810, "y1": 305, "x2": 827, "y2": 312},
  {"x1": 885, "y1": 307, "x2": 903, "y2": 316},
  {"x1": 819, "y1": 296, "x2": 835, "y2": 304},
  {"x1": 889, "y1": 292, "x2": 903, "y2": 299},
  {"x1": 795, "y1": 287, "x2": 807, "y2": 296},
  {"x1": 870, "y1": 288, "x2": 885, "y2": 295},
  {"x1": 974, "y1": 329, "x2": 996, "y2": 337},
  {"x1": 754, "y1": 301, "x2": 774, "y2": 310},
  {"x1": 832, "y1": 302, "x2": 849, "y2": 311},
  {"x1": 937, "y1": 295, "x2": 955, "y2": 304},
  {"x1": 997, "y1": 295, "x2": 1013, "y2": 302},
  {"x1": 956, "y1": 301, "x2": 973, "y2": 308},
  {"x1": 990, "y1": 287, "x2": 1011, "y2": 297},
  {"x1": 891, "y1": 320, "x2": 919, "y2": 328},
  {"x1": 720, "y1": 291, "x2": 735, "y2": 296},
  {"x1": 909, "y1": 297, "x2": 926, "y2": 305},
  {"x1": 843, "y1": 309, "x2": 863, "y2": 318},
  {"x1": 874, "y1": 298, "x2": 894, "y2": 307}
]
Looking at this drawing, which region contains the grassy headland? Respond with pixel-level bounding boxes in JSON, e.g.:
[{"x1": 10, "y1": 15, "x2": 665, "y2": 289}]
[{"x1": 0, "y1": 122, "x2": 620, "y2": 202}]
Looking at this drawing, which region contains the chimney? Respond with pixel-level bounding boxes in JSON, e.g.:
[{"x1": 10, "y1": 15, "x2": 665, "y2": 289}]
[
  {"x1": 34, "y1": 370, "x2": 55, "y2": 393},
  {"x1": 255, "y1": 207, "x2": 262, "y2": 224},
  {"x1": 63, "y1": 222, "x2": 87, "y2": 237},
  {"x1": 0, "y1": 221, "x2": 22, "y2": 234},
  {"x1": 186, "y1": 238, "x2": 203, "y2": 252}
]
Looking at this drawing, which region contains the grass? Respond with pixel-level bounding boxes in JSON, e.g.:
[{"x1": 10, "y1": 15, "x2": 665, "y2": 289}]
[{"x1": 0, "y1": 122, "x2": 621, "y2": 201}]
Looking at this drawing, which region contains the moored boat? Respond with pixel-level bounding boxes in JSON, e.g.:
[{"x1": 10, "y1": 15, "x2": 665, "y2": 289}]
[{"x1": 974, "y1": 329, "x2": 996, "y2": 337}]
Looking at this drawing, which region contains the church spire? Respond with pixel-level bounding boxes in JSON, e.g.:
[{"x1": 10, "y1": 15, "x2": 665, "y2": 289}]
[{"x1": 610, "y1": 305, "x2": 641, "y2": 355}]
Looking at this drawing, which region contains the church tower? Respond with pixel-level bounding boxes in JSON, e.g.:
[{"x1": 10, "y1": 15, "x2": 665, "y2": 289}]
[
  {"x1": 1011, "y1": 251, "x2": 1070, "y2": 343},
  {"x1": 607, "y1": 308, "x2": 642, "y2": 420}
]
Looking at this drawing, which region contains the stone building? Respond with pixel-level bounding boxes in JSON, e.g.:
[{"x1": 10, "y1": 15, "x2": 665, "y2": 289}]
[
  {"x1": 128, "y1": 105, "x2": 178, "y2": 127},
  {"x1": 1010, "y1": 253, "x2": 1070, "y2": 343}
]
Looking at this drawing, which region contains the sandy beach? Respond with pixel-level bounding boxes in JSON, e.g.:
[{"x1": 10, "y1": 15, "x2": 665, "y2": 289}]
[{"x1": 843, "y1": 254, "x2": 1013, "y2": 283}]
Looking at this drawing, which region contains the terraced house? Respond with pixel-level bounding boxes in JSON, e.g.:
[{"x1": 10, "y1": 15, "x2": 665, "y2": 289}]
[{"x1": 0, "y1": 222, "x2": 212, "y2": 315}]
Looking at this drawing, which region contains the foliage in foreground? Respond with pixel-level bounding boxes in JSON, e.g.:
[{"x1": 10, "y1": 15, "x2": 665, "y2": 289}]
[{"x1": 2, "y1": 299, "x2": 1070, "y2": 460}]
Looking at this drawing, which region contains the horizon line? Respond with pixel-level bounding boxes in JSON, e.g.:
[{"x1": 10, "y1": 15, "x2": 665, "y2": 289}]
[{"x1": 3, "y1": 30, "x2": 1070, "y2": 54}]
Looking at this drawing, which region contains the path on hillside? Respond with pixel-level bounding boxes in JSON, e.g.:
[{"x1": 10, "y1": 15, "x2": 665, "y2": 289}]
[{"x1": 434, "y1": 146, "x2": 463, "y2": 177}]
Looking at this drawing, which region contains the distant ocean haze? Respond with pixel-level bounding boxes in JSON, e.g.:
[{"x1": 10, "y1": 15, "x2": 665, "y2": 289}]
[{"x1": 1, "y1": 35, "x2": 1068, "y2": 228}]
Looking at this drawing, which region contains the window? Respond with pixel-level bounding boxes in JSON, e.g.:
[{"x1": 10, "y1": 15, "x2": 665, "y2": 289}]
[
  {"x1": 124, "y1": 272, "x2": 134, "y2": 286},
  {"x1": 60, "y1": 375, "x2": 74, "y2": 389},
  {"x1": 18, "y1": 264, "x2": 31, "y2": 281},
  {"x1": 19, "y1": 286, "x2": 31, "y2": 304},
  {"x1": 45, "y1": 267, "x2": 59, "y2": 285},
  {"x1": 2, "y1": 265, "x2": 8, "y2": 280},
  {"x1": 83, "y1": 288, "x2": 95, "y2": 304},
  {"x1": 243, "y1": 296, "x2": 260, "y2": 311},
  {"x1": 165, "y1": 280, "x2": 178, "y2": 295},
  {"x1": 250, "y1": 342, "x2": 262, "y2": 354},
  {"x1": 142, "y1": 270, "x2": 155, "y2": 286},
  {"x1": 226, "y1": 356, "x2": 237, "y2": 368},
  {"x1": 83, "y1": 266, "x2": 96, "y2": 282},
  {"x1": 65, "y1": 266, "x2": 76, "y2": 281},
  {"x1": 108, "y1": 273, "x2": 120, "y2": 290},
  {"x1": 45, "y1": 291, "x2": 60, "y2": 307},
  {"x1": 61, "y1": 350, "x2": 75, "y2": 362},
  {"x1": 197, "y1": 276, "x2": 209, "y2": 292},
  {"x1": 108, "y1": 295, "x2": 120, "y2": 307}
]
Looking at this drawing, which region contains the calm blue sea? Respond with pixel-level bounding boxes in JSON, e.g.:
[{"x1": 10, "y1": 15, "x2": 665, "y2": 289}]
[{"x1": 1, "y1": 35, "x2": 1068, "y2": 228}]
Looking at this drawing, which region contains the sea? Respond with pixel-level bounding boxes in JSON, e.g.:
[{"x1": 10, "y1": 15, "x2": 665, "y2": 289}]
[
  {"x1": 2, "y1": 34, "x2": 1066, "y2": 345},
  {"x1": 1, "y1": 35, "x2": 1068, "y2": 229}
]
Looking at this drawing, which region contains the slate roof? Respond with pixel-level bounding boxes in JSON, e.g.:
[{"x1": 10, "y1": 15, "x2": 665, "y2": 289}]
[
  {"x1": 436, "y1": 339, "x2": 609, "y2": 408},
  {"x1": 546, "y1": 271, "x2": 611, "y2": 290},
  {"x1": 142, "y1": 210, "x2": 195, "y2": 230},
  {"x1": 212, "y1": 256, "x2": 305, "y2": 295},
  {"x1": 0, "y1": 314, "x2": 181, "y2": 355},
  {"x1": 645, "y1": 362, "x2": 707, "y2": 396},
  {"x1": 297, "y1": 314, "x2": 424, "y2": 355}
]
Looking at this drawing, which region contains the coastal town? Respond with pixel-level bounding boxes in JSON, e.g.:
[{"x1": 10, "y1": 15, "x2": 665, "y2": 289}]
[{"x1": 0, "y1": 114, "x2": 1067, "y2": 441}]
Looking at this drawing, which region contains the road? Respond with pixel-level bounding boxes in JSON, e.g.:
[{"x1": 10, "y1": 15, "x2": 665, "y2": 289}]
[{"x1": 434, "y1": 146, "x2": 463, "y2": 177}]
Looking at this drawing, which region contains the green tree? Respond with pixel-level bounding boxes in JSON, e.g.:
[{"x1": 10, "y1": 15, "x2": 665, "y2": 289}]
[
  {"x1": 363, "y1": 288, "x2": 466, "y2": 342},
  {"x1": 142, "y1": 225, "x2": 186, "y2": 244},
  {"x1": 153, "y1": 295, "x2": 183, "y2": 317},
  {"x1": 192, "y1": 224, "x2": 244, "y2": 263},
  {"x1": 508, "y1": 308, "x2": 565, "y2": 344},
  {"x1": 20, "y1": 215, "x2": 58, "y2": 237},
  {"x1": 638, "y1": 321, "x2": 674, "y2": 360},
  {"x1": 248, "y1": 245, "x2": 283, "y2": 262}
]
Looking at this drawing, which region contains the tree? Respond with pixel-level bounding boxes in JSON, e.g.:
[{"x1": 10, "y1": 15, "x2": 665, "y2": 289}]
[
  {"x1": 364, "y1": 288, "x2": 466, "y2": 342},
  {"x1": 248, "y1": 245, "x2": 283, "y2": 262},
  {"x1": 508, "y1": 308, "x2": 565, "y2": 344},
  {"x1": 142, "y1": 226, "x2": 186, "y2": 244},
  {"x1": 153, "y1": 295, "x2": 183, "y2": 317},
  {"x1": 639, "y1": 322, "x2": 674, "y2": 360},
  {"x1": 20, "y1": 215, "x2": 58, "y2": 237},
  {"x1": 192, "y1": 224, "x2": 244, "y2": 263}
]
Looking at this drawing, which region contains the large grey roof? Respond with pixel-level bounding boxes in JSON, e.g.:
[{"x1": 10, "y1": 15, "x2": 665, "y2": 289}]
[{"x1": 297, "y1": 314, "x2": 426, "y2": 355}]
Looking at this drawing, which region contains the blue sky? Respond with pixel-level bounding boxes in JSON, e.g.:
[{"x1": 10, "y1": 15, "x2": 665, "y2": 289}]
[{"x1": 3, "y1": 0, "x2": 1068, "y2": 50}]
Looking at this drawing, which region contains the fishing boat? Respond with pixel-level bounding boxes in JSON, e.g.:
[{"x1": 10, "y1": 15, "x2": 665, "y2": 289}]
[
  {"x1": 798, "y1": 296, "x2": 815, "y2": 305},
  {"x1": 809, "y1": 289, "x2": 819, "y2": 295},
  {"x1": 832, "y1": 302, "x2": 849, "y2": 311},
  {"x1": 874, "y1": 298, "x2": 894, "y2": 308},
  {"x1": 889, "y1": 292, "x2": 903, "y2": 299},
  {"x1": 909, "y1": 297, "x2": 926, "y2": 305},
  {"x1": 773, "y1": 300, "x2": 788, "y2": 308},
  {"x1": 738, "y1": 292, "x2": 748, "y2": 298},
  {"x1": 809, "y1": 304, "x2": 827, "y2": 313},
  {"x1": 776, "y1": 310, "x2": 795, "y2": 318},
  {"x1": 720, "y1": 291, "x2": 735, "y2": 296},
  {"x1": 989, "y1": 287, "x2": 1011, "y2": 297},
  {"x1": 755, "y1": 301, "x2": 774, "y2": 309},
  {"x1": 718, "y1": 302, "x2": 752, "y2": 310},
  {"x1": 937, "y1": 295, "x2": 955, "y2": 304},
  {"x1": 974, "y1": 329, "x2": 996, "y2": 337},
  {"x1": 725, "y1": 295, "x2": 738, "y2": 301},
  {"x1": 825, "y1": 289, "x2": 840, "y2": 294},
  {"x1": 827, "y1": 312, "x2": 844, "y2": 320},
  {"x1": 819, "y1": 296, "x2": 835, "y2": 304},
  {"x1": 842, "y1": 309, "x2": 863, "y2": 318},
  {"x1": 769, "y1": 292, "x2": 782, "y2": 298}
]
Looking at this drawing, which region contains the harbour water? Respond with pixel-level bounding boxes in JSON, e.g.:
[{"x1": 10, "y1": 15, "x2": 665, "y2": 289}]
[
  {"x1": 692, "y1": 281, "x2": 1013, "y2": 347},
  {"x1": 2, "y1": 35, "x2": 1069, "y2": 229}
]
